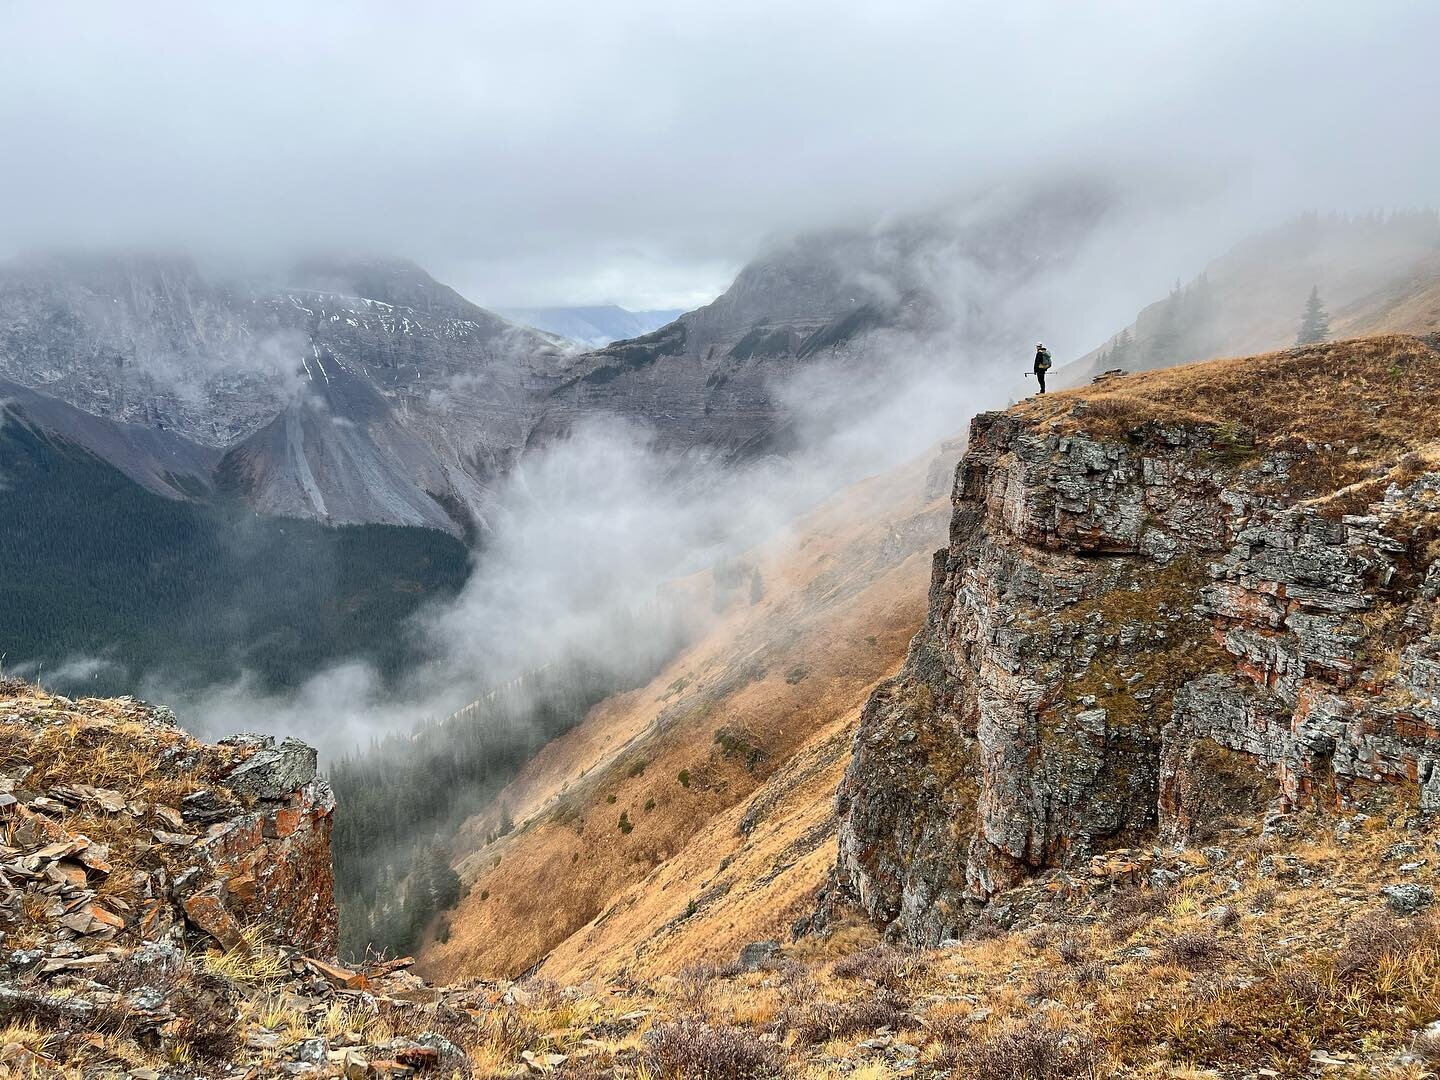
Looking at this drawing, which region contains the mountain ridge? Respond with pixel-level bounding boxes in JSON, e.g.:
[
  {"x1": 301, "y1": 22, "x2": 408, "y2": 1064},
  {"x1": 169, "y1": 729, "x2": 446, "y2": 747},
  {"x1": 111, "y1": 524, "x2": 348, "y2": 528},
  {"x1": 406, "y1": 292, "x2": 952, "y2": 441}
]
[
  {"x1": 497, "y1": 304, "x2": 686, "y2": 347},
  {"x1": 1057, "y1": 211, "x2": 1440, "y2": 386}
]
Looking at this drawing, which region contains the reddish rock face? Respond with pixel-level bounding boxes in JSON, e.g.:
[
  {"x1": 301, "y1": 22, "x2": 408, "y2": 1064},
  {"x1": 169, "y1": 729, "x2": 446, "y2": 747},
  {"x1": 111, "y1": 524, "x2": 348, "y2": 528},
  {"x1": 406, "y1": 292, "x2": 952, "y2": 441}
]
[
  {"x1": 833, "y1": 408, "x2": 1440, "y2": 944},
  {"x1": 189, "y1": 740, "x2": 338, "y2": 955}
]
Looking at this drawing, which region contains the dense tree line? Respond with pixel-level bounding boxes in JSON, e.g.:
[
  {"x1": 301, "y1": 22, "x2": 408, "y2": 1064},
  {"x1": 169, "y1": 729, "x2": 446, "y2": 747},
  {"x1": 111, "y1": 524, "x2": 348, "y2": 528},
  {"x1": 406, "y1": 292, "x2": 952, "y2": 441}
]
[
  {"x1": 342, "y1": 842, "x2": 463, "y2": 960},
  {"x1": 331, "y1": 614, "x2": 681, "y2": 960},
  {"x1": 0, "y1": 417, "x2": 470, "y2": 695}
]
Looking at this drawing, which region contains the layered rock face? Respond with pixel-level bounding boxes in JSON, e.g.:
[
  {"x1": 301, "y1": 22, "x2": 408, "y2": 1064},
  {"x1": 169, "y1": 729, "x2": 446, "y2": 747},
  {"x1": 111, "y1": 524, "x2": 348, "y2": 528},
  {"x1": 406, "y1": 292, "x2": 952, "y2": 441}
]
[
  {"x1": 833, "y1": 349, "x2": 1440, "y2": 943},
  {"x1": 0, "y1": 683, "x2": 516, "y2": 1076}
]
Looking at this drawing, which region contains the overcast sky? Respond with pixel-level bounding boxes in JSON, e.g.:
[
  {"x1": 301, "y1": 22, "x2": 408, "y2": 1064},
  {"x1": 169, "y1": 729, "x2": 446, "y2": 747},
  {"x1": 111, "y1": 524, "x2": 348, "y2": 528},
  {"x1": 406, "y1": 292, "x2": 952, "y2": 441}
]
[{"x1": 3, "y1": 1, "x2": 1439, "y2": 310}]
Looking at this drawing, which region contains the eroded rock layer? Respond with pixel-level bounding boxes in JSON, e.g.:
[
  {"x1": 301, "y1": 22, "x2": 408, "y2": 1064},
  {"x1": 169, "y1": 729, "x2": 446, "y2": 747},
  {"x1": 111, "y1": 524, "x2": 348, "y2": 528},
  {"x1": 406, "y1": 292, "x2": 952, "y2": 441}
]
[{"x1": 833, "y1": 337, "x2": 1440, "y2": 942}]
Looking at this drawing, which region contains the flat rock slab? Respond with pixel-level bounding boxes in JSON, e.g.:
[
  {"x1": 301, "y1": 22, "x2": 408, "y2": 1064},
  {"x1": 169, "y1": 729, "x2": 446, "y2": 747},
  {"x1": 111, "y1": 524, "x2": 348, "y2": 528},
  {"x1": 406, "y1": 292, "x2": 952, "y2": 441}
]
[{"x1": 224, "y1": 739, "x2": 318, "y2": 800}]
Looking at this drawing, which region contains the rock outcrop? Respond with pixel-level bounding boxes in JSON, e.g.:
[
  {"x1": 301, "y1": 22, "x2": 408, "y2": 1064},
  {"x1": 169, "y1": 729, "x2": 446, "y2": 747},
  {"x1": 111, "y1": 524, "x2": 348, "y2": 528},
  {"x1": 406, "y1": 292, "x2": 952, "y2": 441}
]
[
  {"x1": 0, "y1": 684, "x2": 485, "y2": 1077},
  {"x1": 831, "y1": 336, "x2": 1440, "y2": 943},
  {"x1": 0, "y1": 689, "x2": 336, "y2": 957}
]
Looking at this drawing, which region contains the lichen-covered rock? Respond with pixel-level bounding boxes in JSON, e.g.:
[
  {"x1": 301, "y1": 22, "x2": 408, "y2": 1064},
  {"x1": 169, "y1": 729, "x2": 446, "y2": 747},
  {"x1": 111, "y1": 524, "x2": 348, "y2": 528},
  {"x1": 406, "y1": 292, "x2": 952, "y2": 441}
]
[
  {"x1": 221, "y1": 735, "x2": 319, "y2": 800},
  {"x1": 832, "y1": 400, "x2": 1440, "y2": 943}
]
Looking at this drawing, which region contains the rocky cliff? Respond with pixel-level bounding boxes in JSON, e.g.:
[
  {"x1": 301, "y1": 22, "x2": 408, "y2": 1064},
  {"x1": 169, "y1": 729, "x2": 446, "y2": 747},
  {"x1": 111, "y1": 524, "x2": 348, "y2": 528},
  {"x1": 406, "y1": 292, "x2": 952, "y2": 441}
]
[{"x1": 831, "y1": 334, "x2": 1440, "y2": 942}]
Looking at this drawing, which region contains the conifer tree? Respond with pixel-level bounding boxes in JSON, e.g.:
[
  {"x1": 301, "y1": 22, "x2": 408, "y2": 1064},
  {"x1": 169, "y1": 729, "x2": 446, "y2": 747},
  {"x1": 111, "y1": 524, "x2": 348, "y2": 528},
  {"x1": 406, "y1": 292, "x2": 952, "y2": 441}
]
[
  {"x1": 425, "y1": 845, "x2": 463, "y2": 910},
  {"x1": 1145, "y1": 300, "x2": 1181, "y2": 367},
  {"x1": 1296, "y1": 286, "x2": 1330, "y2": 345}
]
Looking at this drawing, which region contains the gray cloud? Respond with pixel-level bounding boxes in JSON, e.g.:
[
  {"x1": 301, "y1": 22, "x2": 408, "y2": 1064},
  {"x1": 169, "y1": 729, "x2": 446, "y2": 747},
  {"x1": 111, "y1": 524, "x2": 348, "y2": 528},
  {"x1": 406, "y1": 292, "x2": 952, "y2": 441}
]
[{"x1": 3, "y1": 2, "x2": 1438, "y2": 309}]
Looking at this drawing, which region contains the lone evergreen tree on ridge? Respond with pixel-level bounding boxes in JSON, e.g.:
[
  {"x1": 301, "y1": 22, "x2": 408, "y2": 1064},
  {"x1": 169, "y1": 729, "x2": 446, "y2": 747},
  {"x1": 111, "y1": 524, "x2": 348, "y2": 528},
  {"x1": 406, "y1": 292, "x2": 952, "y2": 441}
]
[{"x1": 1297, "y1": 285, "x2": 1330, "y2": 345}]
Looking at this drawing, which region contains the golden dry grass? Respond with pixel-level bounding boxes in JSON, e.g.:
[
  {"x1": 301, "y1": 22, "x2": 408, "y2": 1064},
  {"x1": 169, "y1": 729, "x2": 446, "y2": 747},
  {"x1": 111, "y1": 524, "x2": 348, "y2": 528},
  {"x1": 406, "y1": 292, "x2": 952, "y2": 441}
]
[{"x1": 1020, "y1": 334, "x2": 1440, "y2": 492}]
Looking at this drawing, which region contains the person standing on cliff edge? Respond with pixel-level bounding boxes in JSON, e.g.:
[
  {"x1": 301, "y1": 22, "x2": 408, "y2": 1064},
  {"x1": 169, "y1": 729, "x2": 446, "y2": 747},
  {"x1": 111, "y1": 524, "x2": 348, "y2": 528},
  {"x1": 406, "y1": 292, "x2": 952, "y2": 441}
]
[{"x1": 1033, "y1": 342, "x2": 1052, "y2": 393}]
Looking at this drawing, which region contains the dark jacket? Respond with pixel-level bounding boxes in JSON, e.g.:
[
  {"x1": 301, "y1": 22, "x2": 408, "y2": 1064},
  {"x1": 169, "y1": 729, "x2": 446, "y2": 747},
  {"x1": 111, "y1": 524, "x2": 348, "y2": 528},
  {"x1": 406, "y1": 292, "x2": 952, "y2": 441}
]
[{"x1": 1034, "y1": 347, "x2": 1052, "y2": 373}]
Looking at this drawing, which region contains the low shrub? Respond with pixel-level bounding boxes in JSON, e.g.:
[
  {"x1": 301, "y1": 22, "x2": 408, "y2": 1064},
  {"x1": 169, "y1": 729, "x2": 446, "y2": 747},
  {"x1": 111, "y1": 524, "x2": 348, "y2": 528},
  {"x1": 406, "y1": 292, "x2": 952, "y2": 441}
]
[
  {"x1": 954, "y1": 1016, "x2": 1103, "y2": 1080},
  {"x1": 646, "y1": 1019, "x2": 786, "y2": 1079},
  {"x1": 785, "y1": 1000, "x2": 908, "y2": 1044},
  {"x1": 832, "y1": 945, "x2": 929, "y2": 992},
  {"x1": 1105, "y1": 886, "x2": 1170, "y2": 942},
  {"x1": 1158, "y1": 929, "x2": 1223, "y2": 970},
  {"x1": 1056, "y1": 930, "x2": 1087, "y2": 965},
  {"x1": 1336, "y1": 908, "x2": 1435, "y2": 977},
  {"x1": 674, "y1": 962, "x2": 723, "y2": 1011}
]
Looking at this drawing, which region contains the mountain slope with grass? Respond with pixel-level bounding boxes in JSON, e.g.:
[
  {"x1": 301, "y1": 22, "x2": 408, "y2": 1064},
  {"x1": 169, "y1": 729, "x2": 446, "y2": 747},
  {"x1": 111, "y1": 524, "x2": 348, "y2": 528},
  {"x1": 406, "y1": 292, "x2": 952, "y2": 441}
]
[
  {"x1": 417, "y1": 446, "x2": 952, "y2": 984},
  {"x1": 10, "y1": 331, "x2": 1440, "y2": 1080},
  {"x1": 1058, "y1": 212, "x2": 1440, "y2": 386}
]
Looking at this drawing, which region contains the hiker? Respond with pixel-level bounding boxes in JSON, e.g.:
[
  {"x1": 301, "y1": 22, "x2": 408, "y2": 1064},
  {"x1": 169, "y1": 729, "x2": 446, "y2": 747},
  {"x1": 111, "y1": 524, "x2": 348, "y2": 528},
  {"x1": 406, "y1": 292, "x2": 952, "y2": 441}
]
[{"x1": 1033, "y1": 342, "x2": 1052, "y2": 393}]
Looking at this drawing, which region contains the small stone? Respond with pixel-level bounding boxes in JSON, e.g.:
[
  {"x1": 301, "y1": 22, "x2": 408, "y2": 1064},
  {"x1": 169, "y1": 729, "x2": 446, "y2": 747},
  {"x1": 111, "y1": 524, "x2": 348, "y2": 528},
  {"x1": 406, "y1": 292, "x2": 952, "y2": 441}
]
[
  {"x1": 34, "y1": 838, "x2": 89, "y2": 861},
  {"x1": 182, "y1": 887, "x2": 247, "y2": 951},
  {"x1": 736, "y1": 940, "x2": 780, "y2": 972},
  {"x1": 1382, "y1": 883, "x2": 1435, "y2": 914},
  {"x1": 293, "y1": 1038, "x2": 329, "y2": 1064},
  {"x1": 87, "y1": 788, "x2": 127, "y2": 814},
  {"x1": 180, "y1": 789, "x2": 237, "y2": 825},
  {"x1": 150, "y1": 829, "x2": 199, "y2": 846},
  {"x1": 503, "y1": 984, "x2": 532, "y2": 1006},
  {"x1": 75, "y1": 845, "x2": 112, "y2": 875},
  {"x1": 151, "y1": 806, "x2": 185, "y2": 831},
  {"x1": 304, "y1": 957, "x2": 369, "y2": 990}
]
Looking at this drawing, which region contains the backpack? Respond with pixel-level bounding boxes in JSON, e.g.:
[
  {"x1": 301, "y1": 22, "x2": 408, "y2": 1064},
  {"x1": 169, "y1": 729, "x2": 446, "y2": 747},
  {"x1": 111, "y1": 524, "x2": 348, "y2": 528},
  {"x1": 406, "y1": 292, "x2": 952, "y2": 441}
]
[{"x1": 1036, "y1": 348, "x2": 1052, "y2": 371}]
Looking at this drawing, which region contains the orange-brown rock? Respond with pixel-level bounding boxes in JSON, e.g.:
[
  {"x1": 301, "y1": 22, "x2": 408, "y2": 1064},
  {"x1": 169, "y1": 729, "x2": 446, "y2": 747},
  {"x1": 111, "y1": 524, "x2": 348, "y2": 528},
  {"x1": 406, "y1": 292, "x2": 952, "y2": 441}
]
[
  {"x1": 182, "y1": 886, "x2": 248, "y2": 952},
  {"x1": 305, "y1": 957, "x2": 371, "y2": 990}
]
